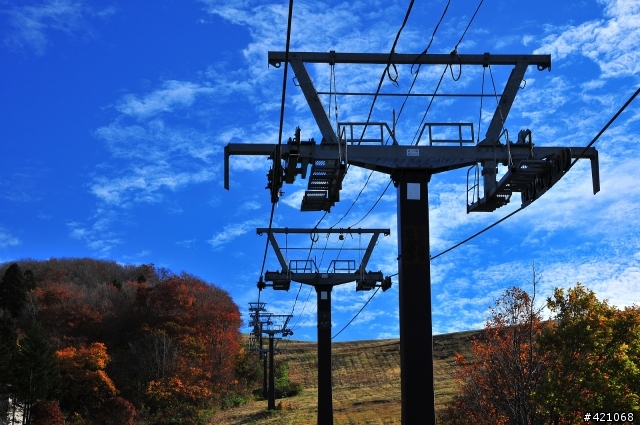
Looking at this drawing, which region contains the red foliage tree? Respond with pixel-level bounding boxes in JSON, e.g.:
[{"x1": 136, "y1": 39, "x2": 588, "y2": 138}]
[
  {"x1": 7, "y1": 259, "x2": 245, "y2": 422},
  {"x1": 55, "y1": 342, "x2": 118, "y2": 417},
  {"x1": 95, "y1": 397, "x2": 136, "y2": 425},
  {"x1": 30, "y1": 400, "x2": 64, "y2": 425},
  {"x1": 441, "y1": 285, "x2": 548, "y2": 425}
]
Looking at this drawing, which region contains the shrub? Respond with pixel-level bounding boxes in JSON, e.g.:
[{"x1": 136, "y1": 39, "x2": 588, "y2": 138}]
[
  {"x1": 95, "y1": 397, "x2": 136, "y2": 425},
  {"x1": 30, "y1": 400, "x2": 64, "y2": 425}
]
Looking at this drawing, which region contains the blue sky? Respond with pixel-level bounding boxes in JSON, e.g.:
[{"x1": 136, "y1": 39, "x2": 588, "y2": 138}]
[{"x1": 1, "y1": 0, "x2": 639, "y2": 342}]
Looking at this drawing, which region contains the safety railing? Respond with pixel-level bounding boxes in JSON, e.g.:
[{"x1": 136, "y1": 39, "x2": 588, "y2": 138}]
[{"x1": 417, "y1": 123, "x2": 474, "y2": 146}]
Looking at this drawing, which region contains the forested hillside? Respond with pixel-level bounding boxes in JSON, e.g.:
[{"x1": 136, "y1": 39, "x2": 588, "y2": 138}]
[{"x1": 0, "y1": 259, "x2": 260, "y2": 424}]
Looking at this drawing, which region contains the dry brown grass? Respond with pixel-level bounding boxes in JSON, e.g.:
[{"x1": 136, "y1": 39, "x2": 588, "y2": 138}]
[{"x1": 210, "y1": 330, "x2": 481, "y2": 424}]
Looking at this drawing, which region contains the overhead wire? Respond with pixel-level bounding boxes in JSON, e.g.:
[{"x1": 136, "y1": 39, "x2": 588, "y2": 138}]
[
  {"x1": 332, "y1": 288, "x2": 380, "y2": 340},
  {"x1": 289, "y1": 0, "x2": 488, "y2": 339},
  {"x1": 335, "y1": 84, "x2": 640, "y2": 338},
  {"x1": 256, "y1": 0, "x2": 295, "y2": 312},
  {"x1": 358, "y1": 0, "x2": 415, "y2": 142},
  {"x1": 329, "y1": 0, "x2": 451, "y2": 231}
]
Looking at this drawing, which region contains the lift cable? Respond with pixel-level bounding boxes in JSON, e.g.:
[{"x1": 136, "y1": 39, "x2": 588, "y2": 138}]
[
  {"x1": 410, "y1": 66, "x2": 448, "y2": 146},
  {"x1": 287, "y1": 0, "x2": 486, "y2": 340},
  {"x1": 288, "y1": 212, "x2": 327, "y2": 321},
  {"x1": 348, "y1": 180, "x2": 393, "y2": 229},
  {"x1": 325, "y1": 0, "x2": 451, "y2": 233},
  {"x1": 411, "y1": 0, "x2": 486, "y2": 145},
  {"x1": 358, "y1": 0, "x2": 415, "y2": 143},
  {"x1": 257, "y1": 0, "x2": 295, "y2": 304},
  {"x1": 338, "y1": 0, "x2": 451, "y2": 227},
  {"x1": 453, "y1": 0, "x2": 484, "y2": 52},
  {"x1": 430, "y1": 85, "x2": 640, "y2": 261},
  {"x1": 332, "y1": 287, "x2": 380, "y2": 340},
  {"x1": 327, "y1": 85, "x2": 640, "y2": 341}
]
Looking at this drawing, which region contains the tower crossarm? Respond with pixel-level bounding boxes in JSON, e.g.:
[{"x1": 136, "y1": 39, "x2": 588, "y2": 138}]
[
  {"x1": 226, "y1": 142, "x2": 599, "y2": 195},
  {"x1": 268, "y1": 51, "x2": 551, "y2": 68}
]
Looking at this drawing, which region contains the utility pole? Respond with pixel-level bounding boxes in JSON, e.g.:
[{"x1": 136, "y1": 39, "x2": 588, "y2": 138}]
[
  {"x1": 226, "y1": 51, "x2": 600, "y2": 423},
  {"x1": 256, "y1": 227, "x2": 392, "y2": 425}
]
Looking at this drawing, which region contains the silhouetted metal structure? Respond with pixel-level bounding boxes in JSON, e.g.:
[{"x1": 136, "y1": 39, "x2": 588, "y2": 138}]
[
  {"x1": 226, "y1": 50, "x2": 600, "y2": 423},
  {"x1": 256, "y1": 228, "x2": 392, "y2": 424}
]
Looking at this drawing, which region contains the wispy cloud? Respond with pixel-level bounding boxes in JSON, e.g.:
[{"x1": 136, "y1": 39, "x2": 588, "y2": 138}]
[
  {"x1": 0, "y1": 227, "x2": 21, "y2": 248},
  {"x1": 3, "y1": 0, "x2": 115, "y2": 55},
  {"x1": 533, "y1": 0, "x2": 640, "y2": 78},
  {"x1": 93, "y1": 107, "x2": 222, "y2": 206},
  {"x1": 116, "y1": 80, "x2": 216, "y2": 120},
  {"x1": 67, "y1": 209, "x2": 121, "y2": 256},
  {"x1": 208, "y1": 218, "x2": 263, "y2": 249},
  {"x1": 90, "y1": 166, "x2": 215, "y2": 206}
]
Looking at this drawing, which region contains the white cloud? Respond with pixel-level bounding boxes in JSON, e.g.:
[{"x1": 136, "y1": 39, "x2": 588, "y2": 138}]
[
  {"x1": 239, "y1": 200, "x2": 261, "y2": 211},
  {"x1": 91, "y1": 166, "x2": 215, "y2": 206},
  {"x1": 208, "y1": 218, "x2": 264, "y2": 249},
  {"x1": 3, "y1": 0, "x2": 115, "y2": 54},
  {"x1": 116, "y1": 81, "x2": 216, "y2": 120},
  {"x1": 533, "y1": 0, "x2": 640, "y2": 78},
  {"x1": 93, "y1": 116, "x2": 221, "y2": 207},
  {"x1": 0, "y1": 227, "x2": 21, "y2": 248},
  {"x1": 67, "y1": 210, "x2": 121, "y2": 256}
]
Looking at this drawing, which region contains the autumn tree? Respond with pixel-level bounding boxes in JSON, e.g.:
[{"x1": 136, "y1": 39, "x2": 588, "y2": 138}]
[
  {"x1": 30, "y1": 400, "x2": 64, "y2": 425},
  {"x1": 536, "y1": 283, "x2": 640, "y2": 424},
  {"x1": 442, "y1": 279, "x2": 548, "y2": 424},
  {"x1": 2, "y1": 259, "x2": 245, "y2": 423},
  {"x1": 55, "y1": 343, "x2": 117, "y2": 419},
  {"x1": 95, "y1": 397, "x2": 136, "y2": 425}
]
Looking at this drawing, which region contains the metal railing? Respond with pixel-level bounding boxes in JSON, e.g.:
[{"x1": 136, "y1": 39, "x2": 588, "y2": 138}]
[
  {"x1": 417, "y1": 122, "x2": 474, "y2": 146},
  {"x1": 338, "y1": 122, "x2": 397, "y2": 145}
]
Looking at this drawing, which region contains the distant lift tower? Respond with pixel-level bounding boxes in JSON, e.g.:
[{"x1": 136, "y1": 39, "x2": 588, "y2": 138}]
[
  {"x1": 257, "y1": 227, "x2": 392, "y2": 425},
  {"x1": 261, "y1": 313, "x2": 293, "y2": 410},
  {"x1": 248, "y1": 302, "x2": 271, "y2": 398},
  {"x1": 225, "y1": 51, "x2": 600, "y2": 423}
]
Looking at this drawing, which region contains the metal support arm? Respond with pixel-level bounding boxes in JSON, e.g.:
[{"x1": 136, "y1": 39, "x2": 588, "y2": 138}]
[
  {"x1": 227, "y1": 143, "x2": 600, "y2": 195},
  {"x1": 269, "y1": 51, "x2": 551, "y2": 69}
]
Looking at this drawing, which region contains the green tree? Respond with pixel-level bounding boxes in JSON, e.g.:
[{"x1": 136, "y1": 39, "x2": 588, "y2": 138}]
[
  {"x1": 0, "y1": 311, "x2": 18, "y2": 387},
  {"x1": 536, "y1": 283, "x2": 640, "y2": 424},
  {"x1": 13, "y1": 322, "x2": 60, "y2": 424},
  {"x1": 0, "y1": 263, "x2": 27, "y2": 318},
  {"x1": 0, "y1": 311, "x2": 18, "y2": 421}
]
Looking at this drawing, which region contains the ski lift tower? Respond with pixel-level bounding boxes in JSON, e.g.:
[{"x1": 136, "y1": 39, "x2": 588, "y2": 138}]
[
  {"x1": 257, "y1": 227, "x2": 392, "y2": 424},
  {"x1": 261, "y1": 313, "x2": 293, "y2": 410},
  {"x1": 225, "y1": 50, "x2": 600, "y2": 423}
]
